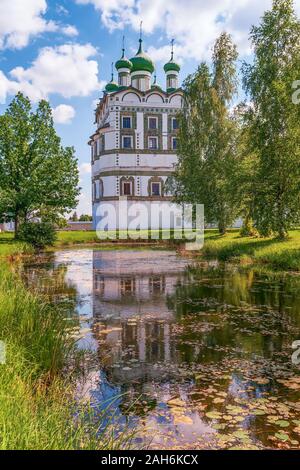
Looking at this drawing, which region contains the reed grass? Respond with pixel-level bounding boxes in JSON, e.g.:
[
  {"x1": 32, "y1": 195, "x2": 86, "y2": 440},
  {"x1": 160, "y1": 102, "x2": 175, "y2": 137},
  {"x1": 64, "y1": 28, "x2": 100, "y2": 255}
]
[{"x1": 0, "y1": 236, "x2": 132, "y2": 450}]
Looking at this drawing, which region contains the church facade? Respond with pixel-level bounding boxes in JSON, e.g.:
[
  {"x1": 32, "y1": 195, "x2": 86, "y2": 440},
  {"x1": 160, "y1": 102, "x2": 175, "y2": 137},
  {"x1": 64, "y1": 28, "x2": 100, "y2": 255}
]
[{"x1": 90, "y1": 36, "x2": 183, "y2": 231}]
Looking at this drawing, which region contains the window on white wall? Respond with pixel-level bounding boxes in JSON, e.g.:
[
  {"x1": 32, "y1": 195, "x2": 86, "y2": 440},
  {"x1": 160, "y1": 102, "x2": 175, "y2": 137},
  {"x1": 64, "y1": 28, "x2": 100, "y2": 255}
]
[
  {"x1": 148, "y1": 137, "x2": 158, "y2": 150},
  {"x1": 151, "y1": 182, "x2": 161, "y2": 196},
  {"x1": 123, "y1": 181, "x2": 133, "y2": 196},
  {"x1": 123, "y1": 136, "x2": 133, "y2": 149},
  {"x1": 122, "y1": 117, "x2": 132, "y2": 129},
  {"x1": 172, "y1": 137, "x2": 178, "y2": 150},
  {"x1": 95, "y1": 180, "x2": 100, "y2": 200},
  {"x1": 172, "y1": 118, "x2": 178, "y2": 130},
  {"x1": 148, "y1": 117, "x2": 158, "y2": 129}
]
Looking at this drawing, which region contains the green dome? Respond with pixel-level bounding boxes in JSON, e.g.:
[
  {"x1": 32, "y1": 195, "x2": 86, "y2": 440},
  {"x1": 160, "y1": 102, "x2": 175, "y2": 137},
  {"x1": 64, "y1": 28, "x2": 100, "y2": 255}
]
[
  {"x1": 130, "y1": 39, "x2": 155, "y2": 74},
  {"x1": 164, "y1": 59, "x2": 180, "y2": 73},
  {"x1": 115, "y1": 50, "x2": 132, "y2": 71},
  {"x1": 105, "y1": 80, "x2": 119, "y2": 93}
]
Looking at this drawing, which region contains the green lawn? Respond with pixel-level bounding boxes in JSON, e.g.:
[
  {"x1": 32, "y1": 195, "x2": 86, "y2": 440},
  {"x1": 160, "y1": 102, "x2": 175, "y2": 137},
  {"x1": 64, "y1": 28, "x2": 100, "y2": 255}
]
[
  {"x1": 202, "y1": 229, "x2": 300, "y2": 271},
  {"x1": 55, "y1": 229, "x2": 190, "y2": 245}
]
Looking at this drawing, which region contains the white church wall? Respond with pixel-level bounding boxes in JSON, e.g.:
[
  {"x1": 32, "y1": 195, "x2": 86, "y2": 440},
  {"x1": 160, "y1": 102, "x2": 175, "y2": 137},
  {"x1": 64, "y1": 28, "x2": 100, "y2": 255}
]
[
  {"x1": 93, "y1": 199, "x2": 192, "y2": 231},
  {"x1": 118, "y1": 154, "x2": 137, "y2": 167},
  {"x1": 136, "y1": 112, "x2": 144, "y2": 149},
  {"x1": 102, "y1": 176, "x2": 116, "y2": 197},
  {"x1": 169, "y1": 94, "x2": 182, "y2": 106},
  {"x1": 104, "y1": 131, "x2": 116, "y2": 151},
  {"x1": 121, "y1": 92, "x2": 141, "y2": 104},
  {"x1": 139, "y1": 154, "x2": 177, "y2": 168},
  {"x1": 146, "y1": 93, "x2": 165, "y2": 104},
  {"x1": 162, "y1": 114, "x2": 168, "y2": 150}
]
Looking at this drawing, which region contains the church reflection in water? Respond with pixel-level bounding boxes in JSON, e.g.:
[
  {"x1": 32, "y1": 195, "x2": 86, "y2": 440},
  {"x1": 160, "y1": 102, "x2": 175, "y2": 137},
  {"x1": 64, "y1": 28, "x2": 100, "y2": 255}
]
[{"x1": 91, "y1": 250, "x2": 189, "y2": 384}]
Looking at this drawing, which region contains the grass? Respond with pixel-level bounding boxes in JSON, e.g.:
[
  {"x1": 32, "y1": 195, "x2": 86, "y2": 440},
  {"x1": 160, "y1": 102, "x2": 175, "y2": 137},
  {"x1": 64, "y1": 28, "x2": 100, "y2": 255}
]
[
  {"x1": 0, "y1": 232, "x2": 31, "y2": 258},
  {"x1": 55, "y1": 229, "x2": 197, "y2": 246},
  {"x1": 202, "y1": 229, "x2": 300, "y2": 271},
  {"x1": 0, "y1": 235, "x2": 132, "y2": 450}
]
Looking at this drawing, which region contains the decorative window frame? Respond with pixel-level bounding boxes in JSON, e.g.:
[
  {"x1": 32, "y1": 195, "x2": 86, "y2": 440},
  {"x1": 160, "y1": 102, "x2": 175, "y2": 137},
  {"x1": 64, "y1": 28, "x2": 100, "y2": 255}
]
[
  {"x1": 172, "y1": 117, "x2": 179, "y2": 130},
  {"x1": 122, "y1": 135, "x2": 133, "y2": 149},
  {"x1": 148, "y1": 176, "x2": 164, "y2": 197},
  {"x1": 148, "y1": 116, "x2": 158, "y2": 130},
  {"x1": 172, "y1": 136, "x2": 178, "y2": 150},
  {"x1": 120, "y1": 176, "x2": 135, "y2": 197},
  {"x1": 122, "y1": 116, "x2": 132, "y2": 129},
  {"x1": 148, "y1": 136, "x2": 159, "y2": 151},
  {"x1": 93, "y1": 178, "x2": 104, "y2": 203}
]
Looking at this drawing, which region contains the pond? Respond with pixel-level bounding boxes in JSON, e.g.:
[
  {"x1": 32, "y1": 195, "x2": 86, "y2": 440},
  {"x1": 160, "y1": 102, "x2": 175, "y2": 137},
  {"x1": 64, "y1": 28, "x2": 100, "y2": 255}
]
[{"x1": 22, "y1": 248, "x2": 300, "y2": 450}]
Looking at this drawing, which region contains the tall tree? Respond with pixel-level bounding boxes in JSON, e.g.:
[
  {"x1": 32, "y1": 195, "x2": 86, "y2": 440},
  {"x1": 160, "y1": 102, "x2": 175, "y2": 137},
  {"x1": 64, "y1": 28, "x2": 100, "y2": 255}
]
[
  {"x1": 0, "y1": 93, "x2": 80, "y2": 236},
  {"x1": 172, "y1": 33, "x2": 240, "y2": 234},
  {"x1": 243, "y1": 0, "x2": 300, "y2": 238}
]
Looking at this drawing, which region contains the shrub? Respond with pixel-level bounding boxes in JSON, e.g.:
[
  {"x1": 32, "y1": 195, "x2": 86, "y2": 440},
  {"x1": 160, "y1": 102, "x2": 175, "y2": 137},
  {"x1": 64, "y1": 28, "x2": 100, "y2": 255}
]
[{"x1": 18, "y1": 221, "x2": 56, "y2": 249}]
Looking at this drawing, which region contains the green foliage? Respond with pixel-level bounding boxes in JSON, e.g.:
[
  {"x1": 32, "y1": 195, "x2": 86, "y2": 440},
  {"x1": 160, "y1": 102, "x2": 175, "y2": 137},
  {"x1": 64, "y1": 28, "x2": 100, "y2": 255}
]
[
  {"x1": 18, "y1": 221, "x2": 57, "y2": 249},
  {"x1": 70, "y1": 211, "x2": 79, "y2": 222},
  {"x1": 173, "y1": 33, "x2": 240, "y2": 234},
  {"x1": 242, "y1": 0, "x2": 300, "y2": 239},
  {"x1": 79, "y1": 214, "x2": 93, "y2": 222},
  {"x1": 0, "y1": 93, "x2": 80, "y2": 237}
]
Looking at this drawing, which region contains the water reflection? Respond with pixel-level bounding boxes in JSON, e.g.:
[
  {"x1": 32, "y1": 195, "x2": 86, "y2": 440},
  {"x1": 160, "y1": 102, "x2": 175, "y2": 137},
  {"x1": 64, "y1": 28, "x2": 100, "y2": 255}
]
[{"x1": 22, "y1": 249, "x2": 300, "y2": 449}]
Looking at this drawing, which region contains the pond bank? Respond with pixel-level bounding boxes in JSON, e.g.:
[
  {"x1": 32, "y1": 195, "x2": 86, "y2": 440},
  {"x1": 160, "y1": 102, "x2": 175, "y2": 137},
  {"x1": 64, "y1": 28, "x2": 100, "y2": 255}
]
[
  {"x1": 201, "y1": 229, "x2": 300, "y2": 271},
  {"x1": 55, "y1": 229, "x2": 300, "y2": 272},
  {"x1": 3, "y1": 229, "x2": 300, "y2": 272},
  {"x1": 0, "y1": 237, "x2": 129, "y2": 450}
]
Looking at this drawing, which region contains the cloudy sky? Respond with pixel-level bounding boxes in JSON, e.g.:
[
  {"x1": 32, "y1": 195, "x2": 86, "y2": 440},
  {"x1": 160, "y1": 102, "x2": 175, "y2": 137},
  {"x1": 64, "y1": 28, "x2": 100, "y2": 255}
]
[{"x1": 0, "y1": 0, "x2": 299, "y2": 215}]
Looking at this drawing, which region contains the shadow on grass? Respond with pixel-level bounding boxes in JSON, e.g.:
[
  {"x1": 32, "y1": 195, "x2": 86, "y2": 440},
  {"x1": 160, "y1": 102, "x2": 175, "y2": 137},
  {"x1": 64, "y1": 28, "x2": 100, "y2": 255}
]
[{"x1": 203, "y1": 234, "x2": 287, "y2": 261}]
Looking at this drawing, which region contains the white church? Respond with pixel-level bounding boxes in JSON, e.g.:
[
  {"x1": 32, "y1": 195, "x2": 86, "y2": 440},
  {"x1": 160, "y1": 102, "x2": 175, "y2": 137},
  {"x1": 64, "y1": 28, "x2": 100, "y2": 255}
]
[{"x1": 89, "y1": 34, "x2": 184, "y2": 231}]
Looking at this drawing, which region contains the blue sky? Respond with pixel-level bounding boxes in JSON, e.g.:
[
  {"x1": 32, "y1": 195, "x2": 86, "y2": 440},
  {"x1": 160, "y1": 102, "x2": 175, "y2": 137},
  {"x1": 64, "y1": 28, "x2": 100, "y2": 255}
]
[{"x1": 0, "y1": 0, "x2": 299, "y2": 215}]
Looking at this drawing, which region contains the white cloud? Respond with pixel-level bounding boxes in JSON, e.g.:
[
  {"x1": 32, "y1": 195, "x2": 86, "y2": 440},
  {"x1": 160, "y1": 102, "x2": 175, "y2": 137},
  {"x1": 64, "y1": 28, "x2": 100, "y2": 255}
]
[
  {"x1": 0, "y1": 0, "x2": 78, "y2": 49},
  {"x1": 0, "y1": 71, "x2": 10, "y2": 104},
  {"x1": 0, "y1": 43, "x2": 100, "y2": 103},
  {"x1": 61, "y1": 25, "x2": 79, "y2": 37},
  {"x1": 80, "y1": 163, "x2": 92, "y2": 175},
  {"x1": 52, "y1": 104, "x2": 76, "y2": 124},
  {"x1": 76, "y1": 0, "x2": 300, "y2": 62},
  {"x1": 76, "y1": 190, "x2": 92, "y2": 216}
]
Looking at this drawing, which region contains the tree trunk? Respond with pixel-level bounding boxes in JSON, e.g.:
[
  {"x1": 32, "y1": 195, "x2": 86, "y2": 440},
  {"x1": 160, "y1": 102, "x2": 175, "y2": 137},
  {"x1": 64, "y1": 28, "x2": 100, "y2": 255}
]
[
  {"x1": 218, "y1": 219, "x2": 227, "y2": 235},
  {"x1": 278, "y1": 226, "x2": 288, "y2": 240},
  {"x1": 14, "y1": 214, "x2": 19, "y2": 239}
]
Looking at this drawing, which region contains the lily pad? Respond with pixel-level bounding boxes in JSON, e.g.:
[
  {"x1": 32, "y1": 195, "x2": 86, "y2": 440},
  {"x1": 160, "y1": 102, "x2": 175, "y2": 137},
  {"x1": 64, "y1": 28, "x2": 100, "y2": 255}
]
[
  {"x1": 206, "y1": 411, "x2": 222, "y2": 420},
  {"x1": 275, "y1": 420, "x2": 289, "y2": 428},
  {"x1": 275, "y1": 432, "x2": 289, "y2": 442}
]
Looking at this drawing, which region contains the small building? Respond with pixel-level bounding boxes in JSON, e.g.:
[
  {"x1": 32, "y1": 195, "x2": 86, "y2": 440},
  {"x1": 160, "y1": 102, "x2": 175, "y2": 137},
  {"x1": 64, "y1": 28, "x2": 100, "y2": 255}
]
[
  {"x1": 0, "y1": 221, "x2": 15, "y2": 232},
  {"x1": 65, "y1": 221, "x2": 93, "y2": 231}
]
